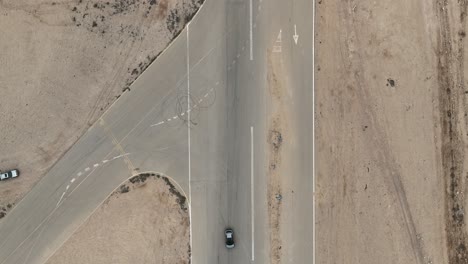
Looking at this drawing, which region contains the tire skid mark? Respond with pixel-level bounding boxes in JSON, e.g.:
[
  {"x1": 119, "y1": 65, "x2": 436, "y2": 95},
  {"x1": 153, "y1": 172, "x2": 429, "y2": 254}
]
[
  {"x1": 435, "y1": 0, "x2": 468, "y2": 263},
  {"x1": 337, "y1": 1, "x2": 426, "y2": 263}
]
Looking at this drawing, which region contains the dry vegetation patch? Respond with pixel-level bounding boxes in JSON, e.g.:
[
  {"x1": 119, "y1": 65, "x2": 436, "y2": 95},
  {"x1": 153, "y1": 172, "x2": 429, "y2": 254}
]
[{"x1": 46, "y1": 173, "x2": 189, "y2": 264}]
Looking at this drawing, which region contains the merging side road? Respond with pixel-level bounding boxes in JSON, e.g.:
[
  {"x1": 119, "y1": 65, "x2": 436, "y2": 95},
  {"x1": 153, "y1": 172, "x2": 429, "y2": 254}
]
[{"x1": 0, "y1": 0, "x2": 313, "y2": 263}]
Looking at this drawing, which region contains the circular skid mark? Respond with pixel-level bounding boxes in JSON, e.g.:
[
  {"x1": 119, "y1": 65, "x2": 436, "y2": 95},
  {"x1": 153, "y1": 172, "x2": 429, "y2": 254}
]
[{"x1": 176, "y1": 94, "x2": 200, "y2": 126}]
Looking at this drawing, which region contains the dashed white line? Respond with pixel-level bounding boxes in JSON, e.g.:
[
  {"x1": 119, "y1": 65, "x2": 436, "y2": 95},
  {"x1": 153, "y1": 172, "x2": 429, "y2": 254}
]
[
  {"x1": 56, "y1": 192, "x2": 66, "y2": 207},
  {"x1": 181, "y1": 112, "x2": 185, "y2": 116},
  {"x1": 93, "y1": 163, "x2": 99, "y2": 168},
  {"x1": 70, "y1": 178, "x2": 76, "y2": 183},
  {"x1": 84, "y1": 167, "x2": 90, "y2": 172},
  {"x1": 204, "y1": 93, "x2": 209, "y2": 98},
  {"x1": 112, "y1": 153, "x2": 130, "y2": 160},
  {"x1": 66, "y1": 185, "x2": 70, "y2": 190},
  {"x1": 249, "y1": 0, "x2": 253, "y2": 60},
  {"x1": 251, "y1": 126, "x2": 255, "y2": 261},
  {"x1": 168, "y1": 118, "x2": 172, "y2": 121},
  {"x1": 77, "y1": 172, "x2": 82, "y2": 177},
  {"x1": 173, "y1": 115, "x2": 178, "y2": 119},
  {"x1": 215, "y1": 81, "x2": 220, "y2": 86},
  {"x1": 102, "y1": 159, "x2": 109, "y2": 163},
  {"x1": 151, "y1": 121, "x2": 165, "y2": 127}
]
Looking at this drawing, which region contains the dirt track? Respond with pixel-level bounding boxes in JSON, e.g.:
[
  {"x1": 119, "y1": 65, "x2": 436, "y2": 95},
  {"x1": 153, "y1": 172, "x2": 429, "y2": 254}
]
[
  {"x1": 435, "y1": 1, "x2": 468, "y2": 263},
  {"x1": 315, "y1": 0, "x2": 468, "y2": 263}
]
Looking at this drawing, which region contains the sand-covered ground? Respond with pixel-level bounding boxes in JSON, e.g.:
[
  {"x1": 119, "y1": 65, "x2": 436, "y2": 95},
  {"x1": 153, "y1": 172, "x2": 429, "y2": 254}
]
[
  {"x1": 0, "y1": 0, "x2": 202, "y2": 218},
  {"x1": 315, "y1": 0, "x2": 468, "y2": 263},
  {"x1": 46, "y1": 173, "x2": 189, "y2": 264}
]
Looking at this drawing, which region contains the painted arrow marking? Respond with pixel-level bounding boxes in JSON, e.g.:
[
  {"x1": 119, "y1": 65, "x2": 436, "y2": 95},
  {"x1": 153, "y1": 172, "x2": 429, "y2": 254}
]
[{"x1": 293, "y1": 24, "x2": 299, "y2": 45}]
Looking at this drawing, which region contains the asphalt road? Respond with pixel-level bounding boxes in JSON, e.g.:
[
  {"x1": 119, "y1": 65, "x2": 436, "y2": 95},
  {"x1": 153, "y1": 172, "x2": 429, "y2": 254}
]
[{"x1": 0, "y1": 0, "x2": 313, "y2": 263}]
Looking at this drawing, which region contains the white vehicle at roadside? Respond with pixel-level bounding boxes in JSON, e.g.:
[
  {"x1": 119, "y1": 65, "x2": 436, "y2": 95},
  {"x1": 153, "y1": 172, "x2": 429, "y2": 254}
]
[{"x1": 0, "y1": 169, "x2": 19, "y2": 181}]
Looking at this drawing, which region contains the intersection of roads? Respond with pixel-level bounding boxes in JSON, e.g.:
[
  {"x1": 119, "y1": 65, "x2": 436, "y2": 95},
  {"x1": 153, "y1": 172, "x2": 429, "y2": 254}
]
[{"x1": 0, "y1": 0, "x2": 313, "y2": 263}]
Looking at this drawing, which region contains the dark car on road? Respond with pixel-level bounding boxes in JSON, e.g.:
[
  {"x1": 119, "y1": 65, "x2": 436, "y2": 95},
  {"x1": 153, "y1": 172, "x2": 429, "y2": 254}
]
[{"x1": 225, "y1": 228, "x2": 235, "y2": 249}]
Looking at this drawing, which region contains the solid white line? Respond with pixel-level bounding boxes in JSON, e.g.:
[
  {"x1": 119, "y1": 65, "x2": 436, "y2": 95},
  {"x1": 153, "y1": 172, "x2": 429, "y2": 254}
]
[
  {"x1": 56, "y1": 192, "x2": 66, "y2": 207},
  {"x1": 249, "y1": 0, "x2": 253, "y2": 60},
  {"x1": 187, "y1": 24, "x2": 193, "y2": 263},
  {"x1": 312, "y1": 0, "x2": 316, "y2": 264},
  {"x1": 251, "y1": 126, "x2": 255, "y2": 261}
]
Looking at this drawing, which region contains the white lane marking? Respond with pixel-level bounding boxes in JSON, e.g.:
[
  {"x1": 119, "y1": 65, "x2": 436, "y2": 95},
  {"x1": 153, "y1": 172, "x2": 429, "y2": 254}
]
[
  {"x1": 237, "y1": 53, "x2": 240, "y2": 58},
  {"x1": 102, "y1": 159, "x2": 109, "y2": 163},
  {"x1": 273, "y1": 29, "x2": 282, "y2": 53},
  {"x1": 204, "y1": 93, "x2": 209, "y2": 98},
  {"x1": 251, "y1": 126, "x2": 255, "y2": 261},
  {"x1": 216, "y1": 81, "x2": 220, "y2": 86},
  {"x1": 93, "y1": 163, "x2": 99, "y2": 168},
  {"x1": 312, "y1": 0, "x2": 316, "y2": 263},
  {"x1": 84, "y1": 167, "x2": 90, "y2": 172},
  {"x1": 242, "y1": 46, "x2": 245, "y2": 51},
  {"x1": 112, "y1": 153, "x2": 130, "y2": 160},
  {"x1": 198, "y1": 99, "x2": 203, "y2": 103},
  {"x1": 150, "y1": 121, "x2": 165, "y2": 127},
  {"x1": 186, "y1": 23, "x2": 193, "y2": 262},
  {"x1": 70, "y1": 178, "x2": 75, "y2": 183},
  {"x1": 173, "y1": 115, "x2": 178, "y2": 119},
  {"x1": 77, "y1": 172, "x2": 82, "y2": 177},
  {"x1": 168, "y1": 118, "x2": 172, "y2": 121},
  {"x1": 56, "y1": 192, "x2": 66, "y2": 207},
  {"x1": 181, "y1": 112, "x2": 185, "y2": 116},
  {"x1": 66, "y1": 185, "x2": 70, "y2": 190},
  {"x1": 250, "y1": 0, "x2": 253, "y2": 60},
  {"x1": 22, "y1": 224, "x2": 47, "y2": 264}
]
